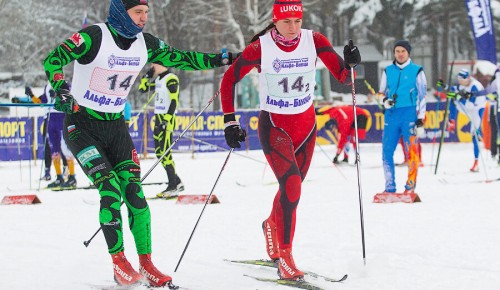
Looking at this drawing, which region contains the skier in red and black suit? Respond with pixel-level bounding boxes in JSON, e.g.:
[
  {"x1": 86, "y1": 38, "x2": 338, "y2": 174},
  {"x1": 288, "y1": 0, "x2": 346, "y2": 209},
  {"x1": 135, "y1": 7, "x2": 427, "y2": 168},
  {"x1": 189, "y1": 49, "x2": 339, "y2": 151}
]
[
  {"x1": 220, "y1": 0, "x2": 360, "y2": 281},
  {"x1": 317, "y1": 105, "x2": 369, "y2": 164}
]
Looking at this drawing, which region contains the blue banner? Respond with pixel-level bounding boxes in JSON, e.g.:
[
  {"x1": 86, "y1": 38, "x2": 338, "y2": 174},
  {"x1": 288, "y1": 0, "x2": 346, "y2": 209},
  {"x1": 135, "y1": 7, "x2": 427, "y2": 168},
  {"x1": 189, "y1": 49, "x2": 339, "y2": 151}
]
[
  {"x1": 0, "y1": 104, "x2": 482, "y2": 161},
  {"x1": 465, "y1": 0, "x2": 497, "y2": 64},
  {"x1": 0, "y1": 117, "x2": 36, "y2": 161}
]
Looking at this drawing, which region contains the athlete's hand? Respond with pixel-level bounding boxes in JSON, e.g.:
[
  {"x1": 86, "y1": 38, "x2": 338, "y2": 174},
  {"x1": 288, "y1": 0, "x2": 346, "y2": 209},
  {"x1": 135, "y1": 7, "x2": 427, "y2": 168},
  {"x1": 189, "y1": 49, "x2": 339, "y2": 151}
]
[
  {"x1": 138, "y1": 77, "x2": 150, "y2": 93},
  {"x1": 343, "y1": 39, "x2": 361, "y2": 69},
  {"x1": 55, "y1": 89, "x2": 79, "y2": 114},
  {"x1": 415, "y1": 119, "x2": 425, "y2": 138},
  {"x1": 25, "y1": 86, "x2": 34, "y2": 97},
  {"x1": 446, "y1": 119, "x2": 456, "y2": 132},
  {"x1": 221, "y1": 48, "x2": 241, "y2": 66},
  {"x1": 223, "y1": 113, "x2": 246, "y2": 148},
  {"x1": 383, "y1": 97, "x2": 395, "y2": 109}
]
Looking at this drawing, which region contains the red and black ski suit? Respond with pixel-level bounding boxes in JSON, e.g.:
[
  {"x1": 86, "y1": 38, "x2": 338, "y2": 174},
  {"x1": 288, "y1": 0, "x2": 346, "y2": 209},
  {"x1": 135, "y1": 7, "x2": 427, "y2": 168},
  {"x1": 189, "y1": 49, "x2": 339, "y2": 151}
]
[
  {"x1": 321, "y1": 105, "x2": 369, "y2": 158},
  {"x1": 220, "y1": 31, "x2": 351, "y2": 250}
]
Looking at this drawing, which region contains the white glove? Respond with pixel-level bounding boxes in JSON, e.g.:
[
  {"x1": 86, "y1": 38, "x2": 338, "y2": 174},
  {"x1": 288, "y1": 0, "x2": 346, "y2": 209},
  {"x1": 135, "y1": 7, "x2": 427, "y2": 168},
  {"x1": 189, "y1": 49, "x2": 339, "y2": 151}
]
[
  {"x1": 383, "y1": 97, "x2": 395, "y2": 109},
  {"x1": 415, "y1": 119, "x2": 425, "y2": 138},
  {"x1": 416, "y1": 126, "x2": 425, "y2": 138}
]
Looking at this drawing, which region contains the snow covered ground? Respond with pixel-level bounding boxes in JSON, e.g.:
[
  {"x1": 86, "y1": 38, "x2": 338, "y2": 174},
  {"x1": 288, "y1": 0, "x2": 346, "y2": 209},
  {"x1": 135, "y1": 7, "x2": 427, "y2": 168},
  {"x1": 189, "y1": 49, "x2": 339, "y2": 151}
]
[{"x1": 1, "y1": 142, "x2": 499, "y2": 290}]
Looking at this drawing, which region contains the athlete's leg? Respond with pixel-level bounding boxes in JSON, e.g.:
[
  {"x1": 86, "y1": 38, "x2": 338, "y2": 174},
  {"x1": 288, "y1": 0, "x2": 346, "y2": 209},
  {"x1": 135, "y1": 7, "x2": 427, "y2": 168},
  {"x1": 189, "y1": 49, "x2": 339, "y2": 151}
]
[
  {"x1": 382, "y1": 110, "x2": 400, "y2": 192},
  {"x1": 259, "y1": 107, "x2": 316, "y2": 249},
  {"x1": 153, "y1": 114, "x2": 177, "y2": 186},
  {"x1": 399, "y1": 108, "x2": 419, "y2": 191},
  {"x1": 64, "y1": 116, "x2": 151, "y2": 255}
]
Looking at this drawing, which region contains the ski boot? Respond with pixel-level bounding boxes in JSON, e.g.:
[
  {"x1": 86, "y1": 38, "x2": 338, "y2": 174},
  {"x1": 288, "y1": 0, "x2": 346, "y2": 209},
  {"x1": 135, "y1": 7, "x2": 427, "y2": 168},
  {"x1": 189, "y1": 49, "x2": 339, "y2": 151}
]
[
  {"x1": 111, "y1": 251, "x2": 143, "y2": 286},
  {"x1": 40, "y1": 168, "x2": 51, "y2": 181},
  {"x1": 277, "y1": 248, "x2": 304, "y2": 280},
  {"x1": 156, "y1": 176, "x2": 184, "y2": 198},
  {"x1": 403, "y1": 185, "x2": 415, "y2": 194},
  {"x1": 60, "y1": 175, "x2": 77, "y2": 189},
  {"x1": 139, "y1": 254, "x2": 173, "y2": 287},
  {"x1": 470, "y1": 160, "x2": 479, "y2": 172},
  {"x1": 47, "y1": 175, "x2": 64, "y2": 189},
  {"x1": 262, "y1": 218, "x2": 280, "y2": 261}
]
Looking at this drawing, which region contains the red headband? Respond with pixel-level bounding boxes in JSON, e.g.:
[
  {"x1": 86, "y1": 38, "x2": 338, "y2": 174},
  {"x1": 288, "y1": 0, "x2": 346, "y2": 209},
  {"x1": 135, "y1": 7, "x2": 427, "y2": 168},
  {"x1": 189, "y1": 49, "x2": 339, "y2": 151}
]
[{"x1": 272, "y1": 0, "x2": 303, "y2": 22}]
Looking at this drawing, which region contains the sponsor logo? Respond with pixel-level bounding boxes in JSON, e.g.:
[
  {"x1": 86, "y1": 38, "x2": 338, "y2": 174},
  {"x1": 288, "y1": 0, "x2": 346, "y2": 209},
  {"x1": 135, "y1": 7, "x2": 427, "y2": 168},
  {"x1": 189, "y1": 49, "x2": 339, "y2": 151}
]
[
  {"x1": 132, "y1": 149, "x2": 140, "y2": 166},
  {"x1": 279, "y1": 5, "x2": 303, "y2": 14},
  {"x1": 88, "y1": 163, "x2": 106, "y2": 176},
  {"x1": 53, "y1": 73, "x2": 64, "y2": 82},
  {"x1": 77, "y1": 146, "x2": 101, "y2": 166},
  {"x1": 94, "y1": 173, "x2": 113, "y2": 185},
  {"x1": 280, "y1": 258, "x2": 296, "y2": 276},
  {"x1": 466, "y1": 0, "x2": 493, "y2": 38},
  {"x1": 139, "y1": 266, "x2": 160, "y2": 283},
  {"x1": 113, "y1": 264, "x2": 133, "y2": 282},
  {"x1": 69, "y1": 33, "x2": 84, "y2": 47},
  {"x1": 83, "y1": 90, "x2": 127, "y2": 107},
  {"x1": 266, "y1": 94, "x2": 311, "y2": 109},
  {"x1": 265, "y1": 222, "x2": 275, "y2": 256},
  {"x1": 272, "y1": 57, "x2": 309, "y2": 73},
  {"x1": 108, "y1": 54, "x2": 141, "y2": 69}
]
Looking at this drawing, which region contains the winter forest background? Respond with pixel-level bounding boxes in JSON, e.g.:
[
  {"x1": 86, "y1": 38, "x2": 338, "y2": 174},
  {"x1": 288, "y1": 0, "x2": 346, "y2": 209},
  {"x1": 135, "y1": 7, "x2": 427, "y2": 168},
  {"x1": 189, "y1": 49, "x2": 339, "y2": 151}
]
[{"x1": 1, "y1": 0, "x2": 500, "y2": 109}]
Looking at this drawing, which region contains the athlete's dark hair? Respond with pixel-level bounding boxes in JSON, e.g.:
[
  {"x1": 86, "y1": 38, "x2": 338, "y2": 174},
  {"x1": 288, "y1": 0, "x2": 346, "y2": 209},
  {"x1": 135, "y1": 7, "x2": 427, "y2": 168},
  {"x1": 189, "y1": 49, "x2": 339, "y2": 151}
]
[{"x1": 249, "y1": 22, "x2": 276, "y2": 44}]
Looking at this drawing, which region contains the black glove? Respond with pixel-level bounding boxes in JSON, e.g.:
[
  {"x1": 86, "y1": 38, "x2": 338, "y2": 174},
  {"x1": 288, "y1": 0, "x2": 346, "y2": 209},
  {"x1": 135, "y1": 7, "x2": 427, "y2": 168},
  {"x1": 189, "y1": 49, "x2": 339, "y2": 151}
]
[
  {"x1": 415, "y1": 119, "x2": 425, "y2": 138},
  {"x1": 458, "y1": 90, "x2": 471, "y2": 100},
  {"x1": 221, "y1": 48, "x2": 241, "y2": 65},
  {"x1": 54, "y1": 89, "x2": 79, "y2": 114},
  {"x1": 333, "y1": 154, "x2": 340, "y2": 164},
  {"x1": 436, "y1": 79, "x2": 445, "y2": 90},
  {"x1": 223, "y1": 114, "x2": 247, "y2": 148},
  {"x1": 324, "y1": 119, "x2": 338, "y2": 131},
  {"x1": 343, "y1": 39, "x2": 361, "y2": 69},
  {"x1": 25, "y1": 86, "x2": 34, "y2": 97}
]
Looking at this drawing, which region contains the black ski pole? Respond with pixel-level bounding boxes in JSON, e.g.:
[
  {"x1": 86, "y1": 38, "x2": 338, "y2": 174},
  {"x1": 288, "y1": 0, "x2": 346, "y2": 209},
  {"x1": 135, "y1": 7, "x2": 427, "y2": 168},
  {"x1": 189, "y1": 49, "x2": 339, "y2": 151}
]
[
  {"x1": 429, "y1": 82, "x2": 442, "y2": 171},
  {"x1": 174, "y1": 148, "x2": 234, "y2": 272},
  {"x1": 83, "y1": 90, "x2": 221, "y2": 247},
  {"x1": 347, "y1": 39, "x2": 367, "y2": 265},
  {"x1": 435, "y1": 60, "x2": 455, "y2": 175}
]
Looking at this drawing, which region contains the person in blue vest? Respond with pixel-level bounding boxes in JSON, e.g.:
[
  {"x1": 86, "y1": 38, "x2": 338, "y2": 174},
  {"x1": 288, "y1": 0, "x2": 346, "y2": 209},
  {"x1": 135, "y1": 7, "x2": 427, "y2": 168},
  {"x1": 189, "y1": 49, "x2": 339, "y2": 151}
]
[{"x1": 378, "y1": 40, "x2": 427, "y2": 194}]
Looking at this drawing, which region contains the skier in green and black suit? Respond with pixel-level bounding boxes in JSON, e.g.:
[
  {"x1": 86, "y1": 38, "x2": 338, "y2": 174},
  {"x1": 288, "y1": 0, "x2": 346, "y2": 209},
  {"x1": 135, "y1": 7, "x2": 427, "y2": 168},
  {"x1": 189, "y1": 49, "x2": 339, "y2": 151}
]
[{"x1": 42, "y1": 0, "x2": 237, "y2": 287}]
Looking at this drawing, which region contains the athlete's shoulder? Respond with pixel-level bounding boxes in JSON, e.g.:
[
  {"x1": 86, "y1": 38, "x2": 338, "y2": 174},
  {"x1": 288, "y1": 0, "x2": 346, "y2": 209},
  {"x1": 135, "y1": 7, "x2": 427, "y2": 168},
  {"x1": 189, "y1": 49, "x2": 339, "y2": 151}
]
[
  {"x1": 77, "y1": 24, "x2": 103, "y2": 40},
  {"x1": 312, "y1": 31, "x2": 332, "y2": 46},
  {"x1": 143, "y1": 32, "x2": 167, "y2": 50}
]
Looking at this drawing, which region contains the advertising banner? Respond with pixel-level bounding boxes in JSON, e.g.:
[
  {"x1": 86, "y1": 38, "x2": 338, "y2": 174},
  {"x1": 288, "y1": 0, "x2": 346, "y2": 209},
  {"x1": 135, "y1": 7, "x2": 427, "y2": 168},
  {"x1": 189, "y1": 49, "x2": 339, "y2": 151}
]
[
  {"x1": 0, "y1": 103, "x2": 482, "y2": 161},
  {"x1": 465, "y1": 0, "x2": 497, "y2": 63}
]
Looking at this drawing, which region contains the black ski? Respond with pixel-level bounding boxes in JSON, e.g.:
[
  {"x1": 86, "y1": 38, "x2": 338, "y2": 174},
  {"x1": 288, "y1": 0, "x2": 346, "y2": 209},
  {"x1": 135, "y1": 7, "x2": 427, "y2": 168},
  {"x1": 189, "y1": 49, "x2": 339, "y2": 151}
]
[
  {"x1": 244, "y1": 274, "x2": 325, "y2": 290},
  {"x1": 225, "y1": 259, "x2": 348, "y2": 283}
]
